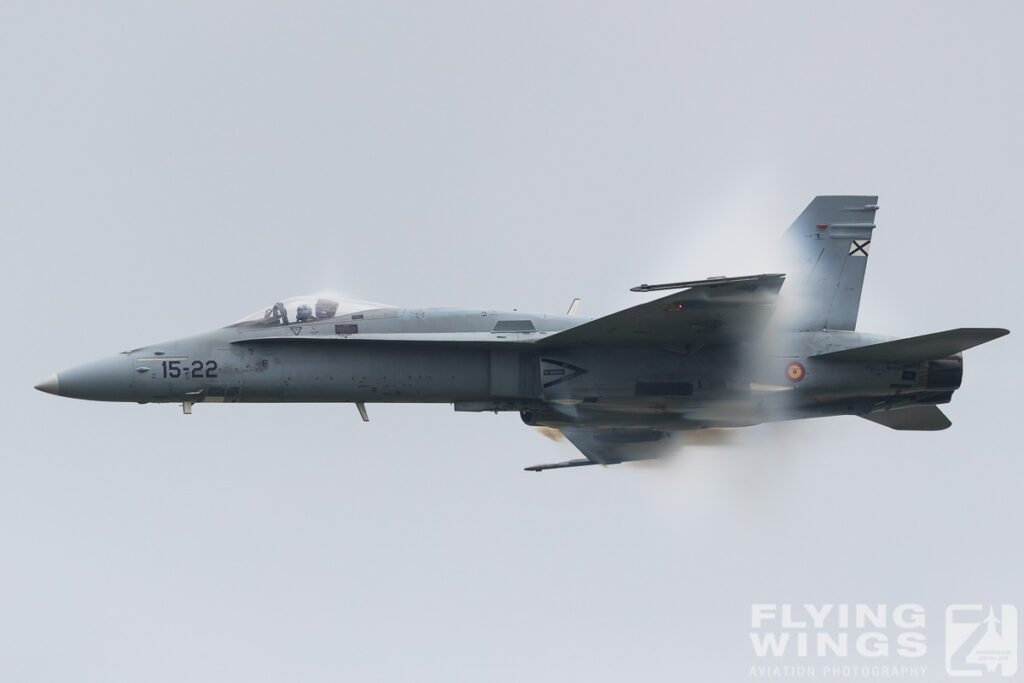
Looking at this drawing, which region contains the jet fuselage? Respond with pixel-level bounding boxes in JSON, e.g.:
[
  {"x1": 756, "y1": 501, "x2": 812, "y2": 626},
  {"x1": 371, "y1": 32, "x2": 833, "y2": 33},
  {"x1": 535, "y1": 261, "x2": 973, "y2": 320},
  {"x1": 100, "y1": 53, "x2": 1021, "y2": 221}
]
[{"x1": 42, "y1": 306, "x2": 962, "y2": 431}]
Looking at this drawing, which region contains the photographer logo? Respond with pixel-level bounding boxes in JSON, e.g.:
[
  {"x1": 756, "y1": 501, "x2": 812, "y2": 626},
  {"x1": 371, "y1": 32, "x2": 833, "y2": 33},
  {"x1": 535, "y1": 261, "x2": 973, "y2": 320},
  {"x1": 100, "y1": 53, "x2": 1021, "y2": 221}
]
[{"x1": 945, "y1": 605, "x2": 1017, "y2": 677}]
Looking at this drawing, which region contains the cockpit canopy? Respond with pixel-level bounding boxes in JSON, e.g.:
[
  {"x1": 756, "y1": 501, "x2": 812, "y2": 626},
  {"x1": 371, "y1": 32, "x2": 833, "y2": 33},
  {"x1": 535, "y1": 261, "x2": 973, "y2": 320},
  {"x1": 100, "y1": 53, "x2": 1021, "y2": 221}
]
[{"x1": 229, "y1": 294, "x2": 394, "y2": 327}]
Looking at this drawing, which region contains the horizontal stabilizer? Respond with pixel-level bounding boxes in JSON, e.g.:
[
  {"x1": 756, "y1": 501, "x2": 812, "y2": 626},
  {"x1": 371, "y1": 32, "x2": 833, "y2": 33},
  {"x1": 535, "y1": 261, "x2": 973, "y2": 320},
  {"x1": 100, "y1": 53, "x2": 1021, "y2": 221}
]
[
  {"x1": 813, "y1": 328, "x2": 1009, "y2": 363},
  {"x1": 524, "y1": 458, "x2": 597, "y2": 472},
  {"x1": 859, "y1": 405, "x2": 951, "y2": 431}
]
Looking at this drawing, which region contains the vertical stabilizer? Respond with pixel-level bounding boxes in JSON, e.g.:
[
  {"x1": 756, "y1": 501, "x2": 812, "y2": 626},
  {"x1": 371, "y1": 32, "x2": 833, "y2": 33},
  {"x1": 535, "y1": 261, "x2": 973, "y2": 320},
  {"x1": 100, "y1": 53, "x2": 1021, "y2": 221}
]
[{"x1": 781, "y1": 195, "x2": 878, "y2": 331}]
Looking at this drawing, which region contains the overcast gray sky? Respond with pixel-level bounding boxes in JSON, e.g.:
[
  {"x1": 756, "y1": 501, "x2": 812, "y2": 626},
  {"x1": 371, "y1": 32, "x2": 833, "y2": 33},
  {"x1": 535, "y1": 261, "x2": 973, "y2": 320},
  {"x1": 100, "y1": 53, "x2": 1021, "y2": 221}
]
[{"x1": 2, "y1": 2, "x2": 1022, "y2": 681}]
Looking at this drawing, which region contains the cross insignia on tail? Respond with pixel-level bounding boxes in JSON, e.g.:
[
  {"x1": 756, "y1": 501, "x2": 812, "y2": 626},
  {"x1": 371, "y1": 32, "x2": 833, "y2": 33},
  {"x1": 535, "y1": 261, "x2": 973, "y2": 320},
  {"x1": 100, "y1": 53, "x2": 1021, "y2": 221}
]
[{"x1": 849, "y1": 239, "x2": 871, "y2": 256}]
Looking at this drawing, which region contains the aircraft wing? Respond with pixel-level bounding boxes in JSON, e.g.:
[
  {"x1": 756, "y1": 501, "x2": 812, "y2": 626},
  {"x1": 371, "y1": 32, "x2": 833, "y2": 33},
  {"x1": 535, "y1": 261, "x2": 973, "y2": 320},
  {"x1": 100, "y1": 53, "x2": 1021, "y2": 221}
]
[
  {"x1": 536, "y1": 274, "x2": 785, "y2": 349},
  {"x1": 524, "y1": 427, "x2": 683, "y2": 471}
]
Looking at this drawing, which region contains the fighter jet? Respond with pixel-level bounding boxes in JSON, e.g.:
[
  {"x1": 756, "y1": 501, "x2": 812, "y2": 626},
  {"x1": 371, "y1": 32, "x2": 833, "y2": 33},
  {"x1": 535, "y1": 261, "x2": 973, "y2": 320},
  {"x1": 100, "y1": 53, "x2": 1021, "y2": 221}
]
[{"x1": 36, "y1": 196, "x2": 1009, "y2": 471}]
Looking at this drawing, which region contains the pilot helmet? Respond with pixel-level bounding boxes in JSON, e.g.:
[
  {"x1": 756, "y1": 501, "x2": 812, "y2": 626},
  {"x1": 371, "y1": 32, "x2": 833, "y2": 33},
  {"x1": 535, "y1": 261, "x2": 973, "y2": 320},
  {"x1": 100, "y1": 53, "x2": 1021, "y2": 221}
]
[{"x1": 296, "y1": 304, "x2": 313, "y2": 321}]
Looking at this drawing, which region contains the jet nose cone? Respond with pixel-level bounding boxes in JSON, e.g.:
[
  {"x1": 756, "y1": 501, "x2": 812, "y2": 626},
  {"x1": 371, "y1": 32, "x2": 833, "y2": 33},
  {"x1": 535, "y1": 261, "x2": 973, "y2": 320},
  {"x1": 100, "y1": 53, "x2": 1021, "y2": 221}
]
[
  {"x1": 35, "y1": 374, "x2": 60, "y2": 395},
  {"x1": 44, "y1": 355, "x2": 134, "y2": 402}
]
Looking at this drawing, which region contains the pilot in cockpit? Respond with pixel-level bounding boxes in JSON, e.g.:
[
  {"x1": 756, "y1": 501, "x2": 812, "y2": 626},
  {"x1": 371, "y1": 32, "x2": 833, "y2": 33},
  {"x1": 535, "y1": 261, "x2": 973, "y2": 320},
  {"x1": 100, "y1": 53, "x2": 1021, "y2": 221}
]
[
  {"x1": 231, "y1": 295, "x2": 387, "y2": 329},
  {"x1": 315, "y1": 299, "x2": 339, "y2": 320},
  {"x1": 296, "y1": 304, "x2": 315, "y2": 322}
]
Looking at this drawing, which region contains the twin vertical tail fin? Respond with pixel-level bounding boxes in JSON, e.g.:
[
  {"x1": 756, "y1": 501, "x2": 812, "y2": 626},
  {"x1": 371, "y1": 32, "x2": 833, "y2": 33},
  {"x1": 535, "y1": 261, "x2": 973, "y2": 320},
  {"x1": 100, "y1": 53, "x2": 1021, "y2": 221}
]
[{"x1": 779, "y1": 195, "x2": 878, "y2": 331}]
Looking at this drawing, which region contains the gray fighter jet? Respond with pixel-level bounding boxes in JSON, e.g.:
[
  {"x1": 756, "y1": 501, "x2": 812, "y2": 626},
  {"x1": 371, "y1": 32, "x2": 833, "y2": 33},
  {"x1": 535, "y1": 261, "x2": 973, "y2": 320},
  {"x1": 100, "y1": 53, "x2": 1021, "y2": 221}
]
[{"x1": 36, "y1": 196, "x2": 1009, "y2": 471}]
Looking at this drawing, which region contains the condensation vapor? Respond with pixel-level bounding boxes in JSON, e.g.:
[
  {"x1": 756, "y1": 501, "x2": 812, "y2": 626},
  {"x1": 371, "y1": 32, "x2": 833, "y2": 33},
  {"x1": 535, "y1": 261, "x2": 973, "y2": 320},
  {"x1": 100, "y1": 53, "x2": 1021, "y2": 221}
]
[
  {"x1": 625, "y1": 180, "x2": 826, "y2": 516},
  {"x1": 629, "y1": 422, "x2": 814, "y2": 523}
]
